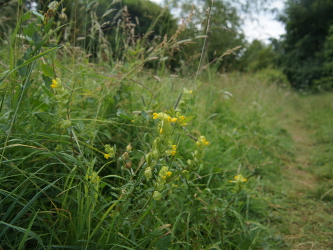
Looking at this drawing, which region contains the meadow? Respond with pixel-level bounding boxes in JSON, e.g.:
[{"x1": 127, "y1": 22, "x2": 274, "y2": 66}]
[{"x1": 0, "y1": 1, "x2": 333, "y2": 249}]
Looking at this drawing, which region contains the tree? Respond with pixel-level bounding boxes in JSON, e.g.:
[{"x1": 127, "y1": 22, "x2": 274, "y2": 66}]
[
  {"x1": 278, "y1": 0, "x2": 333, "y2": 90},
  {"x1": 240, "y1": 39, "x2": 278, "y2": 72},
  {"x1": 172, "y1": 0, "x2": 246, "y2": 73}
]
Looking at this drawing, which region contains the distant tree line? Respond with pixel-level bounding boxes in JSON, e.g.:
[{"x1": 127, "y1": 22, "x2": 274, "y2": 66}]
[
  {"x1": 278, "y1": 0, "x2": 333, "y2": 90},
  {"x1": 3, "y1": 0, "x2": 333, "y2": 90}
]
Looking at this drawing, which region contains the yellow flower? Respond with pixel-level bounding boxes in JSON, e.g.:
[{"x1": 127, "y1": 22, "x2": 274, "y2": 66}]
[
  {"x1": 203, "y1": 138, "x2": 210, "y2": 145},
  {"x1": 153, "y1": 113, "x2": 158, "y2": 119},
  {"x1": 197, "y1": 136, "x2": 210, "y2": 146},
  {"x1": 229, "y1": 174, "x2": 247, "y2": 183},
  {"x1": 166, "y1": 171, "x2": 172, "y2": 177},
  {"x1": 104, "y1": 153, "x2": 110, "y2": 159},
  {"x1": 159, "y1": 128, "x2": 163, "y2": 134},
  {"x1": 171, "y1": 150, "x2": 176, "y2": 156},
  {"x1": 167, "y1": 116, "x2": 171, "y2": 122},
  {"x1": 180, "y1": 116, "x2": 185, "y2": 121},
  {"x1": 51, "y1": 79, "x2": 59, "y2": 89},
  {"x1": 172, "y1": 145, "x2": 177, "y2": 150},
  {"x1": 181, "y1": 123, "x2": 187, "y2": 126},
  {"x1": 171, "y1": 117, "x2": 178, "y2": 123}
]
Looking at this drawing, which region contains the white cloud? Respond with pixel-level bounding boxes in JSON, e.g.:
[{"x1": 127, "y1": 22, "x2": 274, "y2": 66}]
[{"x1": 242, "y1": 0, "x2": 286, "y2": 42}]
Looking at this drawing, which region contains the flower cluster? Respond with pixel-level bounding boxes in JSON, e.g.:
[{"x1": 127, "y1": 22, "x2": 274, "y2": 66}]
[
  {"x1": 85, "y1": 170, "x2": 101, "y2": 201},
  {"x1": 51, "y1": 78, "x2": 71, "y2": 127},
  {"x1": 229, "y1": 174, "x2": 247, "y2": 183},
  {"x1": 104, "y1": 144, "x2": 115, "y2": 159},
  {"x1": 152, "y1": 111, "x2": 188, "y2": 134},
  {"x1": 143, "y1": 111, "x2": 191, "y2": 201},
  {"x1": 88, "y1": 172, "x2": 101, "y2": 185},
  {"x1": 188, "y1": 135, "x2": 210, "y2": 170},
  {"x1": 229, "y1": 174, "x2": 247, "y2": 191},
  {"x1": 178, "y1": 88, "x2": 193, "y2": 112}
]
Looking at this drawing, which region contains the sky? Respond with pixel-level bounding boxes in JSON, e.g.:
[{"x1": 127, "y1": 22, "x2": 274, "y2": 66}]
[{"x1": 151, "y1": 0, "x2": 286, "y2": 43}]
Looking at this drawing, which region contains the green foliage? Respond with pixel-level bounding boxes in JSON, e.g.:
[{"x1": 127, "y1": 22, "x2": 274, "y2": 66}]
[
  {"x1": 240, "y1": 39, "x2": 278, "y2": 72},
  {"x1": 0, "y1": 0, "x2": 18, "y2": 41},
  {"x1": 279, "y1": 0, "x2": 333, "y2": 90},
  {"x1": 174, "y1": 0, "x2": 246, "y2": 73},
  {"x1": 6, "y1": 0, "x2": 333, "y2": 249},
  {"x1": 313, "y1": 25, "x2": 333, "y2": 90}
]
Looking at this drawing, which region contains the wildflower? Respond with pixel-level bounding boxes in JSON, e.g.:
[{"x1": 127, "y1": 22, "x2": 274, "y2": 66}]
[
  {"x1": 197, "y1": 136, "x2": 210, "y2": 146},
  {"x1": 126, "y1": 143, "x2": 132, "y2": 152},
  {"x1": 153, "y1": 113, "x2": 159, "y2": 119},
  {"x1": 159, "y1": 166, "x2": 169, "y2": 179},
  {"x1": 153, "y1": 191, "x2": 162, "y2": 201},
  {"x1": 229, "y1": 174, "x2": 247, "y2": 183},
  {"x1": 159, "y1": 128, "x2": 163, "y2": 134},
  {"x1": 144, "y1": 167, "x2": 152, "y2": 179},
  {"x1": 51, "y1": 79, "x2": 60, "y2": 89},
  {"x1": 180, "y1": 116, "x2": 185, "y2": 121},
  {"x1": 166, "y1": 171, "x2": 172, "y2": 177},
  {"x1": 181, "y1": 123, "x2": 187, "y2": 126},
  {"x1": 59, "y1": 8, "x2": 67, "y2": 20},
  {"x1": 166, "y1": 144, "x2": 177, "y2": 156},
  {"x1": 89, "y1": 172, "x2": 100, "y2": 184},
  {"x1": 104, "y1": 144, "x2": 115, "y2": 158},
  {"x1": 61, "y1": 119, "x2": 71, "y2": 128},
  {"x1": 167, "y1": 116, "x2": 171, "y2": 122},
  {"x1": 171, "y1": 117, "x2": 178, "y2": 123},
  {"x1": 155, "y1": 182, "x2": 164, "y2": 191},
  {"x1": 203, "y1": 139, "x2": 210, "y2": 145}
]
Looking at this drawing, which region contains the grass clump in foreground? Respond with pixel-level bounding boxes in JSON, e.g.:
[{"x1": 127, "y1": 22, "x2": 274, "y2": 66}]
[{"x1": 1, "y1": 1, "x2": 332, "y2": 249}]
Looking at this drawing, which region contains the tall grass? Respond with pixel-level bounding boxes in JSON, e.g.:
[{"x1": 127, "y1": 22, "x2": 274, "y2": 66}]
[{"x1": 0, "y1": 1, "x2": 301, "y2": 249}]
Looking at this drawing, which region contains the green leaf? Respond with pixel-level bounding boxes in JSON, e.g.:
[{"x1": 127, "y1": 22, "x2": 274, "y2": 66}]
[
  {"x1": 32, "y1": 10, "x2": 44, "y2": 21},
  {"x1": 18, "y1": 210, "x2": 40, "y2": 250},
  {"x1": 41, "y1": 64, "x2": 54, "y2": 77},
  {"x1": 42, "y1": 74, "x2": 53, "y2": 90},
  {"x1": 32, "y1": 32, "x2": 42, "y2": 45},
  {"x1": 0, "y1": 221, "x2": 45, "y2": 250},
  {"x1": 141, "y1": 110, "x2": 149, "y2": 120},
  {"x1": 0, "y1": 178, "x2": 61, "y2": 239},
  {"x1": 16, "y1": 59, "x2": 27, "y2": 77},
  {"x1": 44, "y1": 18, "x2": 54, "y2": 33},
  {"x1": 117, "y1": 108, "x2": 132, "y2": 120},
  {"x1": 183, "y1": 116, "x2": 194, "y2": 123},
  {"x1": 0, "y1": 46, "x2": 62, "y2": 84},
  {"x1": 23, "y1": 22, "x2": 36, "y2": 40},
  {"x1": 21, "y1": 11, "x2": 31, "y2": 21}
]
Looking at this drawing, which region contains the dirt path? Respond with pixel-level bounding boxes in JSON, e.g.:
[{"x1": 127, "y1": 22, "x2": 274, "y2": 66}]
[{"x1": 276, "y1": 109, "x2": 333, "y2": 249}]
